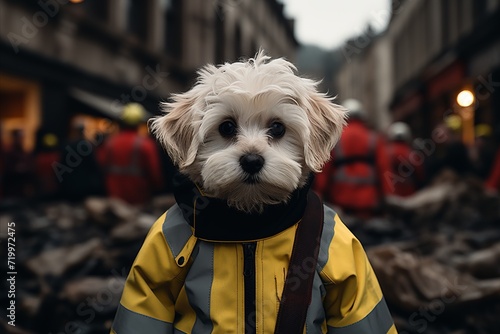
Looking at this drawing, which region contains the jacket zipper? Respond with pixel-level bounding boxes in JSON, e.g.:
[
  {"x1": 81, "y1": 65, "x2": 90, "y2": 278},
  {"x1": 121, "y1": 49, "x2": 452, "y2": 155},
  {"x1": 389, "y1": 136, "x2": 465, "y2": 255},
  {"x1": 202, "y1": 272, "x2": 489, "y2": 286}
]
[{"x1": 243, "y1": 242, "x2": 257, "y2": 334}]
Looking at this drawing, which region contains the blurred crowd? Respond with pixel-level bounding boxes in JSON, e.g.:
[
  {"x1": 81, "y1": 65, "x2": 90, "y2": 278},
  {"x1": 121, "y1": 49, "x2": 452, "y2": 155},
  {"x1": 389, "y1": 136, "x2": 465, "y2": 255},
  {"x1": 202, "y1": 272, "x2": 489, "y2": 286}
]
[
  {"x1": 2, "y1": 100, "x2": 499, "y2": 334},
  {"x1": 313, "y1": 99, "x2": 500, "y2": 219},
  {"x1": 0, "y1": 103, "x2": 176, "y2": 207},
  {"x1": 1, "y1": 99, "x2": 499, "y2": 218}
]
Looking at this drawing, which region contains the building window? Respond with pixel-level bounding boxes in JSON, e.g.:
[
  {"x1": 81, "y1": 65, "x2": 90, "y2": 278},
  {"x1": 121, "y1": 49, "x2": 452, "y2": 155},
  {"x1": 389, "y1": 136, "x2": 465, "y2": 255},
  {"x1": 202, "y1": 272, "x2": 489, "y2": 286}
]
[{"x1": 126, "y1": 0, "x2": 149, "y2": 41}]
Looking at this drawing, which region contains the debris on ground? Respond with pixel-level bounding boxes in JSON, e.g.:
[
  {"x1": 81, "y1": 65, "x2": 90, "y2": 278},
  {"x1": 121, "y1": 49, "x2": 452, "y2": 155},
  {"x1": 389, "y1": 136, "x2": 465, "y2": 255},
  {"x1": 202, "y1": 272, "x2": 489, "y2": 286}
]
[
  {"x1": 0, "y1": 195, "x2": 174, "y2": 334},
  {"x1": 1, "y1": 169, "x2": 499, "y2": 333}
]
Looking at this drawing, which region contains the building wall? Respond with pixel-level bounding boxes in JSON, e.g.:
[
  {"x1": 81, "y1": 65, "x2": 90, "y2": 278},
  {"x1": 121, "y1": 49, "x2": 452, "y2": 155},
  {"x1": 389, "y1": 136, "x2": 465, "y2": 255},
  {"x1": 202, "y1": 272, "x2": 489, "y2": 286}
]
[
  {"x1": 0, "y1": 0, "x2": 296, "y2": 90},
  {"x1": 0, "y1": 0, "x2": 297, "y2": 149},
  {"x1": 0, "y1": 0, "x2": 181, "y2": 94},
  {"x1": 388, "y1": 0, "x2": 500, "y2": 138},
  {"x1": 335, "y1": 33, "x2": 392, "y2": 131},
  {"x1": 372, "y1": 35, "x2": 393, "y2": 131},
  {"x1": 389, "y1": 0, "x2": 478, "y2": 90},
  {"x1": 335, "y1": 0, "x2": 500, "y2": 138}
]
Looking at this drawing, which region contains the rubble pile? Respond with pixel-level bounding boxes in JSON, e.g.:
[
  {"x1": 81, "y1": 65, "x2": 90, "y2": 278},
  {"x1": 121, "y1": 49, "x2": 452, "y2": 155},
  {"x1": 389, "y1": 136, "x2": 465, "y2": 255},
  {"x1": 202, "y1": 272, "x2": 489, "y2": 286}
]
[
  {"x1": 347, "y1": 171, "x2": 500, "y2": 334},
  {"x1": 0, "y1": 195, "x2": 175, "y2": 334},
  {"x1": 1, "y1": 169, "x2": 499, "y2": 333}
]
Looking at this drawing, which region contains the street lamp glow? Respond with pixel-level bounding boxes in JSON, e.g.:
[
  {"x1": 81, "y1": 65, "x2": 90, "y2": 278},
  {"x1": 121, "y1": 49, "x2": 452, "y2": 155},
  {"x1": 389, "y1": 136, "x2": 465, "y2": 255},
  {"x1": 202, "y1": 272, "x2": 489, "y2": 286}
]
[
  {"x1": 457, "y1": 90, "x2": 474, "y2": 107},
  {"x1": 69, "y1": 0, "x2": 84, "y2": 3}
]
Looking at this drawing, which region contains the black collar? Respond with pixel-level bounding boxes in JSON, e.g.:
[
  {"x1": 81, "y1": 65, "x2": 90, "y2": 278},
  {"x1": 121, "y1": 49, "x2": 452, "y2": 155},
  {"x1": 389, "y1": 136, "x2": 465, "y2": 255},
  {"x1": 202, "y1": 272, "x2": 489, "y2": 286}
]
[{"x1": 173, "y1": 173, "x2": 312, "y2": 242}]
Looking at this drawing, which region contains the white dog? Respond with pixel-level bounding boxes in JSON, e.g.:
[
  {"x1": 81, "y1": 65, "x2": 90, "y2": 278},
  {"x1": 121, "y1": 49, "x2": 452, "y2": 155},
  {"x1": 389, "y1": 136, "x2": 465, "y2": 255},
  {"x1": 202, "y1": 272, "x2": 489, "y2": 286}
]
[
  {"x1": 151, "y1": 51, "x2": 345, "y2": 212},
  {"x1": 110, "y1": 52, "x2": 397, "y2": 334}
]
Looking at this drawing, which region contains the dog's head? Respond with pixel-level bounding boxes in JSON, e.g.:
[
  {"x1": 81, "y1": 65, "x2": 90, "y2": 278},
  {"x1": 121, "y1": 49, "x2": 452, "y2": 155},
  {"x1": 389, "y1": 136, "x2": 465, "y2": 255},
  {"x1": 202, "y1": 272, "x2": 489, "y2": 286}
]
[{"x1": 151, "y1": 51, "x2": 347, "y2": 212}]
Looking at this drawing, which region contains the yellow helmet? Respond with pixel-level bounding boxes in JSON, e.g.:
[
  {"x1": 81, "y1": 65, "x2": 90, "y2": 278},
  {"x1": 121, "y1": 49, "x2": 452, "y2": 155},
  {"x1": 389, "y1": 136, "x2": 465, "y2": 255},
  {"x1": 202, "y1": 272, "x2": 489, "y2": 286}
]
[
  {"x1": 42, "y1": 133, "x2": 58, "y2": 148},
  {"x1": 121, "y1": 103, "x2": 146, "y2": 126},
  {"x1": 475, "y1": 124, "x2": 492, "y2": 138},
  {"x1": 445, "y1": 114, "x2": 462, "y2": 131}
]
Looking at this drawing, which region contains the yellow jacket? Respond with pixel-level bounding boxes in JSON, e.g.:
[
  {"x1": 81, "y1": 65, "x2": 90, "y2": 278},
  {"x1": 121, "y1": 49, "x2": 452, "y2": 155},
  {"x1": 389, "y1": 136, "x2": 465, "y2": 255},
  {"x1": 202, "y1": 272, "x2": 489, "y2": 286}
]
[{"x1": 110, "y1": 201, "x2": 397, "y2": 333}]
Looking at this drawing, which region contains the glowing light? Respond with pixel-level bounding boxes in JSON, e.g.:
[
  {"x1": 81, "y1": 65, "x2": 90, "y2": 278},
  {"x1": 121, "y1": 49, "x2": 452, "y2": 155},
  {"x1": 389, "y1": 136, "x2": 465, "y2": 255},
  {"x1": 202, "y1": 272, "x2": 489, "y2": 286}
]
[
  {"x1": 69, "y1": 0, "x2": 85, "y2": 3},
  {"x1": 456, "y1": 90, "x2": 474, "y2": 107}
]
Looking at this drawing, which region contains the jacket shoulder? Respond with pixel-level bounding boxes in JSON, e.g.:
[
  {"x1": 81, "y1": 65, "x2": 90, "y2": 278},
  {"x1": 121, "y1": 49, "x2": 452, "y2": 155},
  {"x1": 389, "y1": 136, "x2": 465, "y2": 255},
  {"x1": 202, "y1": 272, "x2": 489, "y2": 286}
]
[
  {"x1": 161, "y1": 204, "x2": 195, "y2": 260},
  {"x1": 133, "y1": 204, "x2": 195, "y2": 279},
  {"x1": 318, "y1": 205, "x2": 369, "y2": 284}
]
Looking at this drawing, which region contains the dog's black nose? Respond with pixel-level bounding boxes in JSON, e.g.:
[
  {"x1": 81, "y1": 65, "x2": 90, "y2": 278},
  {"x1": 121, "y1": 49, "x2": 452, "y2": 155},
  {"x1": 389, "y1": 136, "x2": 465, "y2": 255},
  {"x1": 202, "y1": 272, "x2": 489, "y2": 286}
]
[{"x1": 240, "y1": 154, "x2": 264, "y2": 174}]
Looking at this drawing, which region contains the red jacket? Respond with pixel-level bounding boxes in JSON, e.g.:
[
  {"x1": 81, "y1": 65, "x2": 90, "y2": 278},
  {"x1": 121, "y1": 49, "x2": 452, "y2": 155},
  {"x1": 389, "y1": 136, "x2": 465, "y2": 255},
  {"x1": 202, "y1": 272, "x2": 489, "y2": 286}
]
[
  {"x1": 98, "y1": 130, "x2": 163, "y2": 205},
  {"x1": 35, "y1": 151, "x2": 60, "y2": 195},
  {"x1": 486, "y1": 148, "x2": 500, "y2": 191},
  {"x1": 314, "y1": 120, "x2": 391, "y2": 215},
  {"x1": 387, "y1": 141, "x2": 424, "y2": 197}
]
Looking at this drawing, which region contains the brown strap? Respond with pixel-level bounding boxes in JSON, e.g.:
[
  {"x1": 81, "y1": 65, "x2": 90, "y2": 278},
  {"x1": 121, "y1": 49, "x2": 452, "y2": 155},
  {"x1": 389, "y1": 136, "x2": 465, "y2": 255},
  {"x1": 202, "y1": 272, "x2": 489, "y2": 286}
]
[{"x1": 274, "y1": 190, "x2": 324, "y2": 334}]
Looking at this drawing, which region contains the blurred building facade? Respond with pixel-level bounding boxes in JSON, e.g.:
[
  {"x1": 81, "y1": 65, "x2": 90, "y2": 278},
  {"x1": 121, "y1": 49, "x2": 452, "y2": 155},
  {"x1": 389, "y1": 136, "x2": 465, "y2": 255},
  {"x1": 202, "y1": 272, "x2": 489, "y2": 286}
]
[
  {"x1": 0, "y1": 0, "x2": 297, "y2": 151},
  {"x1": 336, "y1": 27, "x2": 393, "y2": 131},
  {"x1": 335, "y1": 0, "x2": 500, "y2": 142}
]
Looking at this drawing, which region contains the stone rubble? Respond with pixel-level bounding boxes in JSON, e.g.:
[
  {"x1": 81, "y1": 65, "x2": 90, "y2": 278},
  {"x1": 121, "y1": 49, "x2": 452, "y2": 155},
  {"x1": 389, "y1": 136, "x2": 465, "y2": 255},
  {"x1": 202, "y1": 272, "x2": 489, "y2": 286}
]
[{"x1": 1, "y1": 171, "x2": 499, "y2": 333}]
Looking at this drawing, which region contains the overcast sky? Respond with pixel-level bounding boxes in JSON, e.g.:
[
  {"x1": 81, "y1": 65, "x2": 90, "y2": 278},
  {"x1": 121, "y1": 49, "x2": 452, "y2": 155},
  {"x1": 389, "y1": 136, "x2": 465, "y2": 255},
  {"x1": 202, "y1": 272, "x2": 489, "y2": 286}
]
[{"x1": 280, "y1": 0, "x2": 392, "y2": 49}]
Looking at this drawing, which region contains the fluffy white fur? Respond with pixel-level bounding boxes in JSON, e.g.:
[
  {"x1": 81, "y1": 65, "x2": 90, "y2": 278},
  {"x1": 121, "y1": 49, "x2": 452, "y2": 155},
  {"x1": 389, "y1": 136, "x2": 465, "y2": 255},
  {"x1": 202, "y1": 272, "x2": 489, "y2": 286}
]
[{"x1": 151, "y1": 51, "x2": 347, "y2": 212}]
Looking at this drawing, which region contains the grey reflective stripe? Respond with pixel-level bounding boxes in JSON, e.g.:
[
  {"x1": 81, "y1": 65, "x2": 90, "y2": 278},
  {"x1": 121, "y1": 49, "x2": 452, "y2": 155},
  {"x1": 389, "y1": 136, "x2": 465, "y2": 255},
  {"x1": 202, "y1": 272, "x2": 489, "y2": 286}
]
[
  {"x1": 332, "y1": 168, "x2": 376, "y2": 185},
  {"x1": 162, "y1": 204, "x2": 193, "y2": 257},
  {"x1": 317, "y1": 205, "x2": 336, "y2": 271},
  {"x1": 112, "y1": 303, "x2": 173, "y2": 334},
  {"x1": 184, "y1": 241, "x2": 214, "y2": 332},
  {"x1": 107, "y1": 136, "x2": 144, "y2": 175},
  {"x1": 327, "y1": 297, "x2": 394, "y2": 334},
  {"x1": 305, "y1": 272, "x2": 327, "y2": 333},
  {"x1": 333, "y1": 133, "x2": 378, "y2": 185},
  {"x1": 305, "y1": 205, "x2": 336, "y2": 333}
]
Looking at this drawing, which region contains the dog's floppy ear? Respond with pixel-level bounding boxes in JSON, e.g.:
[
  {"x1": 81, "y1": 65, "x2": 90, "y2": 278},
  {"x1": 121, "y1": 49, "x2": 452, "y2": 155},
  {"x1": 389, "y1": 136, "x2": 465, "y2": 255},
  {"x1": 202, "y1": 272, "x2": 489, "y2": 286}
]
[
  {"x1": 150, "y1": 93, "x2": 200, "y2": 169},
  {"x1": 303, "y1": 93, "x2": 347, "y2": 172}
]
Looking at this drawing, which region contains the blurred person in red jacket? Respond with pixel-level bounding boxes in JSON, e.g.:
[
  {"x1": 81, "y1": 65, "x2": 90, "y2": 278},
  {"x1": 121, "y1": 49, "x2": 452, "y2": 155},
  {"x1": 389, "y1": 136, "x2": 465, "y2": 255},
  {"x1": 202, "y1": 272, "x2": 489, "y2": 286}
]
[
  {"x1": 386, "y1": 122, "x2": 424, "y2": 197},
  {"x1": 59, "y1": 122, "x2": 105, "y2": 200},
  {"x1": 98, "y1": 103, "x2": 163, "y2": 205},
  {"x1": 486, "y1": 147, "x2": 500, "y2": 192},
  {"x1": 2, "y1": 129, "x2": 35, "y2": 198},
  {"x1": 35, "y1": 132, "x2": 61, "y2": 198},
  {"x1": 470, "y1": 124, "x2": 497, "y2": 180},
  {"x1": 314, "y1": 99, "x2": 392, "y2": 218}
]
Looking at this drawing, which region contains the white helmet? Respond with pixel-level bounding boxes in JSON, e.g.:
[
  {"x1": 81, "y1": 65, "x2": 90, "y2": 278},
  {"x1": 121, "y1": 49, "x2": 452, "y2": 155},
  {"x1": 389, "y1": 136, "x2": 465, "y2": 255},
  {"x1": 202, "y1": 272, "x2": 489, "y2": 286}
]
[
  {"x1": 342, "y1": 98, "x2": 365, "y2": 120},
  {"x1": 388, "y1": 122, "x2": 412, "y2": 142}
]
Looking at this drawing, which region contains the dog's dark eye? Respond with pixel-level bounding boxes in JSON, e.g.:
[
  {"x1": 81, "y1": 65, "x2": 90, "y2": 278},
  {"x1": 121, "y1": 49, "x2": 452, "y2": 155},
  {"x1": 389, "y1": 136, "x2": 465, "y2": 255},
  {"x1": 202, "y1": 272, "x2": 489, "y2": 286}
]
[
  {"x1": 219, "y1": 120, "x2": 237, "y2": 138},
  {"x1": 268, "y1": 121, "x2": 285, "y2": 138}
]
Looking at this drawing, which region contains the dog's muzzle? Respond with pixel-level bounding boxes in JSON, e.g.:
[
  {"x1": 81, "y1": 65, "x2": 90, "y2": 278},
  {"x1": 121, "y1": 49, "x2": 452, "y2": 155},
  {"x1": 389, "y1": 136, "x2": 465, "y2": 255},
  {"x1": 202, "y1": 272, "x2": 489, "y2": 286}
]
[{"x1": 239, "y1": 153, "x2": 264, "y2": 177}]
